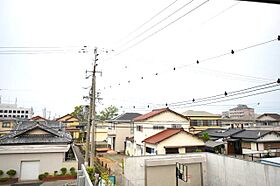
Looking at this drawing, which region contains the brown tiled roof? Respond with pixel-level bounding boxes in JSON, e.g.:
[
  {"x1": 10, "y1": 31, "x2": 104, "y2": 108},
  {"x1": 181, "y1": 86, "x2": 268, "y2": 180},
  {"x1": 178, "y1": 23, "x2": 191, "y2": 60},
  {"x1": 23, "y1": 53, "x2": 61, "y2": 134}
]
[
  {"x1": 133, "y1": 108, "x2": 187, "y2": 122},
  {"x1": 143, "y1": 128, "x2": 186, "y2": 144},
  {"x1": 31, "y1": 115, "x2": 48, "y2": 121}
]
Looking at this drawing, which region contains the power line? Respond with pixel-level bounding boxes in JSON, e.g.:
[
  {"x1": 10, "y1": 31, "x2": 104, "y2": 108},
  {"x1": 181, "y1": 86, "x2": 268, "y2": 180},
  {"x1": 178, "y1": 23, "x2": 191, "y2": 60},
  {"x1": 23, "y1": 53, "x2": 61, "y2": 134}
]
[
  {"x1": 103, "y1": 36, "x2": 279, "y2": 90},
  {"x1": 116, "y1": 0, "x2": 180, "y2": 45},
  {"x1": 111, "y1": 79, "x2": 280, "y2": 110},
  {"x1": 119, "y1": 0, "x2": 195, "y2": 49},
  {"x1": 115, "y1": 0, "x2": 210, "y2": 56}
]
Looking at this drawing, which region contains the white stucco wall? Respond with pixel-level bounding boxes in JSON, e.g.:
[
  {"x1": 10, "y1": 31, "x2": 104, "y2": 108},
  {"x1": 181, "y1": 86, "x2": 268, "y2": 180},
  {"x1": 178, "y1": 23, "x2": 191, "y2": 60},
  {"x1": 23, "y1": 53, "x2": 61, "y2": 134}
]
[
  {"x1": 258, "y1": 133, "x2": 280, "y2": 141},
  {"x1": 156, "y1": 132, "x2": 205, "y2": 154},
  {"x1": 206, "y1": 153, "x2": 280, "y2": 186},
  {"x1": 0, "y1": 152, "x2": 65, "y2": 179}
]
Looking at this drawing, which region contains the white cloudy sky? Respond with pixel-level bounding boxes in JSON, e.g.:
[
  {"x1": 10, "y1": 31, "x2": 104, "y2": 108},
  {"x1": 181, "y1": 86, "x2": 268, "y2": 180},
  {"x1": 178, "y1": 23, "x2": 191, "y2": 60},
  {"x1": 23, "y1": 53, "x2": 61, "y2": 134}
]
[{"x1": 0, "y1": 0, "x2": 279, "y2": 118}]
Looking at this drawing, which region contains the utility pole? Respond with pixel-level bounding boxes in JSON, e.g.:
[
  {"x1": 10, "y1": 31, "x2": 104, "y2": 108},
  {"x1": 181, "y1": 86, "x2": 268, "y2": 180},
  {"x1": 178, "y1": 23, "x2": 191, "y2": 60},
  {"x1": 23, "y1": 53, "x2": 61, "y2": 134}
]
[
  {"x1": 83, "y1": 46, "x2": 112, "y2": 167},
  {"x1": 90, "y1": 47, "x2": 98, "y2": 166}
]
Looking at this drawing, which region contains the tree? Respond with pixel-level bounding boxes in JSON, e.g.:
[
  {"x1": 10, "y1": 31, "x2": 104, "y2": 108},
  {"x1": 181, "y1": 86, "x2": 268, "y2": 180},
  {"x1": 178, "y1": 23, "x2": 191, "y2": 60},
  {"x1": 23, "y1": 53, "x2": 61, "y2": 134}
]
[
  {"x1": 97, "y1": 105, "x2": 118, "y2": 120},
  {"x1": 200, "y1": 132, "x2": 210, "y2": 141},
  {"x1": 71, "y1": 105, "x2": 88, "y2": 122}
]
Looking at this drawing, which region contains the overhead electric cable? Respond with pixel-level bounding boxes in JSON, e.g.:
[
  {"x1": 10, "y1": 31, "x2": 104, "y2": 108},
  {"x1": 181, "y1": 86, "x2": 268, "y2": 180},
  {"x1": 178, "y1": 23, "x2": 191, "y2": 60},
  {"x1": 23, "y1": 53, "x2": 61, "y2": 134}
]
[
  {"x1": 119, "y1": 0, "x2": 195, "y2": 48},
  {"x1": 115, "y1": 0, "x2": 210, "y2": 56},
  {"x1": 116, "y1": 0, "x2": 180, "y2": 44}
]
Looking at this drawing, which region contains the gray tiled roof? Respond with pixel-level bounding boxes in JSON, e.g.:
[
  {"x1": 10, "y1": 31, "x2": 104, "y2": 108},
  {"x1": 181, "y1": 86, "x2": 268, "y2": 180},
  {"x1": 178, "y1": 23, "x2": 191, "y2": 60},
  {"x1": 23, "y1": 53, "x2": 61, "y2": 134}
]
[
  {"x1": 0, "y1": 121, "x2": 72, "y2": 145},
  {"x1": 199, "y1": 128, "x2": 244, "y2": 138},
  {"x1": 111, "y1": 113, "x2": 141, "y2": 122},
  {"x1": 231, "y1": 130, "x2": 273, "y2": 139}
]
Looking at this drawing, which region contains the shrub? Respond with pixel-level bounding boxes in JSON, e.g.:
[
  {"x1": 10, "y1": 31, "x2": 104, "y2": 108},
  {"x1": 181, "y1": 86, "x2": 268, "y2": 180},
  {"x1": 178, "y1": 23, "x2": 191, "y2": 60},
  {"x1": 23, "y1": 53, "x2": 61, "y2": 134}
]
[
  {"x1": 38, "y1": 174, "x2": 46, "y2": 180},
  {"x1": 44, "y1": 172, "x2": 49, "y2": 176},
  {"x1": 0, "y1": 177, "x2": 9, "y2": 182},
  {"x1": 86, "y1": 166, "x2": 95, "y2": 176},
  {"x1": 60, "y1": 167, "x2": 67, "y2": 175},
  {"x1": 54, "y1": 170, "x2": 58, "y2": 176},
  {"x1": 0, "y1": 170, "x2": 3, "y2": 176},
  {"x1": 70, "y1": 167, "x2": 75, "y2": 173},
  {"x1": 6, "y1": 169, "x2": 16, "y2": 177}
]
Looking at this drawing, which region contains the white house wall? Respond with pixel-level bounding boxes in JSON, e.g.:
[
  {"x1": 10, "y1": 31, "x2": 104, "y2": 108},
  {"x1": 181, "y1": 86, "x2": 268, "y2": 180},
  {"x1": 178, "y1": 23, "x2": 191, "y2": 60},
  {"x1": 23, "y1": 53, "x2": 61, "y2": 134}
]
[
  {"x1": 156, "y1": 132, "x2": 205, "y2": 154},
  {"x1": 0, "y1": 152, "x2": 64, "y2": 179},
  {"x1": 146, "y1": 111, "x2": 188, "y2": 122},
  {"x1": 0, "y1": 144, "x2": 70, "y2": 154},
  {"x1": 257, "y1": 133, "x2": 280, "y2": 142}
]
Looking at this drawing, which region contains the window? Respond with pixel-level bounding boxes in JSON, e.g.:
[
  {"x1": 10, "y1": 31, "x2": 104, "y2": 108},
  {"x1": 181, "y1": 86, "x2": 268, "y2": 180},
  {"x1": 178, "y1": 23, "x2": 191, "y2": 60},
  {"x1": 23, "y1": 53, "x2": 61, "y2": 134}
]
[
  {"x1": 4, "y1": 110, "x2": 7, "y2": 113},
  {"x1": 21, "y1": 110, "x2": 24, "y2": 114},
  {"x1": 153, "y1": 125, "x2": 165, "y2": 130},
  {"x1": 165, "y1": 148, "x2": 179, "y2": 154},
  {"x1": 13, "y1": 110, "x2": 16, "y2": 113},
  {"x1": 2, "y1": 122, "x2": 11, "y2": 128},
  {"x1": 25, "y1": 110, "x2": 29, "y2": 114},
  {"x1": 146, "y1": 147, "x2": 155, "y2": 154},
  {"x1": 171, "y1": 124, "x2": 182, "y2": 128},
  {"x1": 17, "y1": 110, "x2": 20, "y2": 113},
  {"x1": 0, "y1": 110, "x2": 3, "y2": 113},
  {"x1": 137, "y1": 125, "x2": 143, "y2": 132},
  {"x1": 8, "y1": 110, "x2": 12, "y2": 113}
]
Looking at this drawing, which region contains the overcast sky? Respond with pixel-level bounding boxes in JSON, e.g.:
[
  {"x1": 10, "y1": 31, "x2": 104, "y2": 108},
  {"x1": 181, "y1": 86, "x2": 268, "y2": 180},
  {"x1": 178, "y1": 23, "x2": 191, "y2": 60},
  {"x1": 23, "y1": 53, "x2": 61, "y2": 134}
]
[{"x1": 0, "y1": 0, "x2": 279, "y2": 118}]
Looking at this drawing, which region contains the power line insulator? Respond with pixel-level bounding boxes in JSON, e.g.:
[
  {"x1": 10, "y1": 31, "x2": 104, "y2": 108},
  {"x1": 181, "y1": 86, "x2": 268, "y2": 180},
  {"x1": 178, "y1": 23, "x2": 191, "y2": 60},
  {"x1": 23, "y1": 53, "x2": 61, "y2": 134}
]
[
  {"x1": 278, "y1": 35, "x2": 280, "y2": 41},
  {"x1": 173, "y1": 67, "x2": 176, "y2": 71},
  {"x1": 141, "y1": 77, "x2": 144, "y2": 79},
  {"x1": 231, "y1": 50, "x2": 234, "y2": 54},
  {"x1": 196, "y1": 60, "x2": 199, "y2": 64},
  {"x1": 147, "y1": 105, "x2": 150, "y2": 108},
  {"x1": 192, "y1": 98, "x2": 195, "y2": 102},
  {"x1": 165, "y1": 103, "x2": 168, "y2": 107},
  {"x1": 118, "y1": 83, "x2": 120, "y2": 86},
  {"x1": 277, "y1": 78, "x2": 280, "y2": 84},
  {"x1": 128, "y1": 80, "x2": 130, "y2": 83},
  {"x1": 133, "y1": 106, "x2": 135, "y2": 108},
  {"x1": 224, "y1": 91, "x2": 228, "y2": 96},
  {"x1": 155, "y1": 73, "x2": 158, "y2": 75}
]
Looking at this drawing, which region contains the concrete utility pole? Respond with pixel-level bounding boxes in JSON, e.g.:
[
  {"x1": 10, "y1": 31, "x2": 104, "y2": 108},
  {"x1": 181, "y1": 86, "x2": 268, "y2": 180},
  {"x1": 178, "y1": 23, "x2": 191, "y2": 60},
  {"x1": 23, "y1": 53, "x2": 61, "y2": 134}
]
[
  {"x1": 90, "y1": 47, "x2": 98, "y2": 166},
  {"x1": 84, "y1": 47, "x2": 98, "y2": 167}
]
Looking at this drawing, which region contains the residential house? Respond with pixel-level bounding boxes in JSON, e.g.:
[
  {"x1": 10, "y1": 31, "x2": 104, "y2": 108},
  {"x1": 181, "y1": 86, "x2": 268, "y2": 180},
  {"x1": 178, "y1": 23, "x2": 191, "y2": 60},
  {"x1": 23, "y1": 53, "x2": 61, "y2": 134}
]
[
  {"x1": 0, "y1": 118, "x2": 17, "y2": 136},
  {"x1": 31, "y1": 115, "x2": 48, "y2": 121},
  {"x1": 256, "y1": 113, "x2": 280, "y2": 126},
  {"x1": 107, "y1": 112, "x2": 141, "y2": 153},
  {"x1": 126, "y1": 108, "x2": 190, "y2": 156},
  {"x1": 56, "y1": 114, "x2": 81, "y2": 140},
  {"x1": 231, "y1": 130, "x2": 280, "y2": 156},
  {"x1": 142, "y1": 128, "x2": 205, "y2": 155},
  {"x1": 0, "y1": 121, "x2": 77, "y2": 181},
  {"x1": 182, "y1": 110, "x2": 221, "y2": 134},
  {"x1": 197, "y1": 128, "x2": 244, "y2": 155}
]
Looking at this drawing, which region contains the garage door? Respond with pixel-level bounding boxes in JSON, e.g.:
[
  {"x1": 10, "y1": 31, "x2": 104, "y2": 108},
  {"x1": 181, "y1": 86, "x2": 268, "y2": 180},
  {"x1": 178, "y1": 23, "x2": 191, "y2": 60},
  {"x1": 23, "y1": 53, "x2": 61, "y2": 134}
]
[{"x1": 20, "y1": 161, "x2": 40, "y2": 181}]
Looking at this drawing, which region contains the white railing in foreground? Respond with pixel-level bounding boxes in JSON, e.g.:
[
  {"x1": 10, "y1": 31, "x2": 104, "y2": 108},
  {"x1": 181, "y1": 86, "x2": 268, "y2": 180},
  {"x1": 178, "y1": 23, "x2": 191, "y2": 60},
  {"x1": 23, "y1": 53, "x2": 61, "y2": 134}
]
[{"x1": 77, "y1": 164, "x2": 93, "y2": 186}]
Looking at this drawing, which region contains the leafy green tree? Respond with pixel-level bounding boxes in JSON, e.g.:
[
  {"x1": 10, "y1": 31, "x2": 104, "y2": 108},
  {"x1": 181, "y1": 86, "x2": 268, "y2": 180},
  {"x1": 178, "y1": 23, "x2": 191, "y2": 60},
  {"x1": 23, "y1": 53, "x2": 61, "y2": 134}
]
[
  {"x1": 201, "y1": 132, "x2": 210, "y2": 141},
  {"x1": 71, "y1": 105, "x2": 88, "y2": 121},
  {"x1": 97, "y1": 105, "x2": 118, "y2": 120}
]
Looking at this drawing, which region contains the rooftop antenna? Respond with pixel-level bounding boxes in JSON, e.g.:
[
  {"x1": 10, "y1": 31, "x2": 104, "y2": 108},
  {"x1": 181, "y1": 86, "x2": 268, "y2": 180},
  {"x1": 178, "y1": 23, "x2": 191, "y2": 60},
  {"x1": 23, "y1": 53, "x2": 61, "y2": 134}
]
[{"x1": 15, "y1": 97, "x2": 17, "y2": 106}]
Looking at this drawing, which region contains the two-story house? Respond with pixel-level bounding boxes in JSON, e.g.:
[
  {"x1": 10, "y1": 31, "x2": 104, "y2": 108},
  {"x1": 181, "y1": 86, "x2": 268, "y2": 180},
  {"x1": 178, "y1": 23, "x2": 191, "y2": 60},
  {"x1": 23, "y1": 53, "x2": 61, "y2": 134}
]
[
  {"x1": 56, "y1": 114, "x2": 81, "y2": 140},
  {"x1": 107, "y1": 112, "x2": 141, "y2": 153},
  {"x1": 126, "y1": 108, "x2": 190, "y2": 156},
  {"x1": 182, "y1": 110, "x2": 221, "y2": 134}
]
